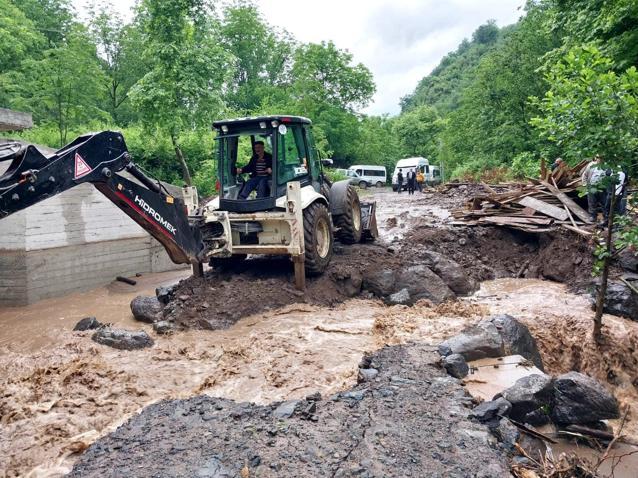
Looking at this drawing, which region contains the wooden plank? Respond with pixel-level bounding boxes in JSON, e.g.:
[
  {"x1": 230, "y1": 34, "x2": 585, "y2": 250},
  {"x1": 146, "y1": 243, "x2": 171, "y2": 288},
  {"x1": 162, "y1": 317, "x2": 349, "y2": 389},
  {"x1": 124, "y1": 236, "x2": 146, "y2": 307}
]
[
  {"x1": 563, "y1": 205, "x2": 577, "y2": 228},
  {"x1": 478, "y1": 216, "x2": 553, "y2": 225},
  {"x1": 540, "y1": 180, "x2": 592, "y2": 223},
  {"x1": 562, "y1": 224, "x2": 592, "y2": 236},
  {"x1": 516, "y1": 196, "x2": 569, "y2": 221},
  {"x1": 481, "y1": 182, "x2": 497, "y2": 195}
]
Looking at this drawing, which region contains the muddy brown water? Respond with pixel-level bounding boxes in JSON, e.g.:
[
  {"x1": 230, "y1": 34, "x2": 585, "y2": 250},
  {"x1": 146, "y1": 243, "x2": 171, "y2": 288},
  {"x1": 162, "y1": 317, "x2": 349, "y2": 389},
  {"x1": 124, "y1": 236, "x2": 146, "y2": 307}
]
[{"x1": 2, "y1": 188, "x2": 637, "y2": 476}]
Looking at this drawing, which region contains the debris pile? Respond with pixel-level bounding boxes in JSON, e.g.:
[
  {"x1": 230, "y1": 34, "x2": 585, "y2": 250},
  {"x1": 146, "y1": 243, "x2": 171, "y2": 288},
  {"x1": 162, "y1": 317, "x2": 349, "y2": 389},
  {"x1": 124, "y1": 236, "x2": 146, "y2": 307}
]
[{"x1": 452, "y1": 160, "x2": 594, "y2": 235}]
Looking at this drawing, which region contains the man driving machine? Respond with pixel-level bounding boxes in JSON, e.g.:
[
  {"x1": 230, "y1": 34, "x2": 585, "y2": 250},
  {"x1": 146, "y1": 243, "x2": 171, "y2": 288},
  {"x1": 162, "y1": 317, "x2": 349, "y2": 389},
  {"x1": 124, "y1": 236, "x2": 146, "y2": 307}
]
[{"x1": 237, "y1": 141, "x2": 273, "y2": 199}]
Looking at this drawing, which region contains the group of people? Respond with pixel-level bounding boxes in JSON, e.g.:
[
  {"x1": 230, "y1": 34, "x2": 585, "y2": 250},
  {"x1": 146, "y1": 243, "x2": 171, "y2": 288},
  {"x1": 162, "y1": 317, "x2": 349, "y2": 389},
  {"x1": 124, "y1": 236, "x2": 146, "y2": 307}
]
[
  {"x1": 396, "y1": 168, "x2": 424, "y2": 195},
  {"x1": 576, "y1": 156, "x2": 628, "y2": 223}
]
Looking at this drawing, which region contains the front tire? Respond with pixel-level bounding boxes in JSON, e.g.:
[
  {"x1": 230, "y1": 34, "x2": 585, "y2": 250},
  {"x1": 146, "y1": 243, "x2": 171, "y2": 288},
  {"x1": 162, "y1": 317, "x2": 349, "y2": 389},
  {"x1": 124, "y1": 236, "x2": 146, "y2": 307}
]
[
  {"x1": 304, "y1": 202, "x2": 333, "y2": 276},
  {"x1": 358, "y1": 181, "x2": 368, "y2": 189},
  {"x1": 376, "y1": 181, "x2": 383, "y2": 188},
  {"x1": 334, "y1": 185, "x2": 362, "y2": 244}
]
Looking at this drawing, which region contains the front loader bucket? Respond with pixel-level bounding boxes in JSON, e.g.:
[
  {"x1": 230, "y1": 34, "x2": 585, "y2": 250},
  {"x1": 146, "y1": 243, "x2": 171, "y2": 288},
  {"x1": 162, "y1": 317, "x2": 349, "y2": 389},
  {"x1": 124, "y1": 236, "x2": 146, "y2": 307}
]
[{"x1": 360, "y1": 201, "x2": 378, "y2": 241}]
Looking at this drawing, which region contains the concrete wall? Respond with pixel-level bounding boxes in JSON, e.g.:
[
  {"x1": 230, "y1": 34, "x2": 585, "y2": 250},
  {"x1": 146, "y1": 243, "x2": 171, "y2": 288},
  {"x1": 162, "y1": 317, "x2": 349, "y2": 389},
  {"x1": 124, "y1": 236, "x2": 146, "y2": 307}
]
[
  {"x1": 0, "y1": 108, "x2": 33, "y2": 131},
  {"x1": 0, "y1": 184, "x2": 187, "y2": 306}
]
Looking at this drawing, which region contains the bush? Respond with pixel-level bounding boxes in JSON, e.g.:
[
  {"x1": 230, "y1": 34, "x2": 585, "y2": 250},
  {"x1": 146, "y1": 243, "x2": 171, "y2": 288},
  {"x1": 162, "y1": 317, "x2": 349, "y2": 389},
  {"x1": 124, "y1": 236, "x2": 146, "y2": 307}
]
[
  {"x1": 323, "y1": 168, "x2": 348, "y2": 183},
  {"x1": 511, "y1": 151, "x2": 540, "y2": 179}
]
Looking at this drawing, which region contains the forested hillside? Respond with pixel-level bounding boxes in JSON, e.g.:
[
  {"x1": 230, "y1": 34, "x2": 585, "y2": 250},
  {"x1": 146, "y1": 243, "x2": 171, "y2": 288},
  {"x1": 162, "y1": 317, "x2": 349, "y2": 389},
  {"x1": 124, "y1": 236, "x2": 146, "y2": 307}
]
[
  {"x1": 401, "y1": 0, "x2": 638, "y2": 180},
  {"x1": 2, "y1": 0, "x2": 638, "y2": 192}
]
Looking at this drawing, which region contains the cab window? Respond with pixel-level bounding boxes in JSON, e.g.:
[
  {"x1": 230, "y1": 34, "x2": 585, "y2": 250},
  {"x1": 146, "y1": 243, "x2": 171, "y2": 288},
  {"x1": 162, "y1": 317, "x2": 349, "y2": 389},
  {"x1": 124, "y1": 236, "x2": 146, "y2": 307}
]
[{"x1": 277, "y1": 124, "x2": 308, "y2": 186}]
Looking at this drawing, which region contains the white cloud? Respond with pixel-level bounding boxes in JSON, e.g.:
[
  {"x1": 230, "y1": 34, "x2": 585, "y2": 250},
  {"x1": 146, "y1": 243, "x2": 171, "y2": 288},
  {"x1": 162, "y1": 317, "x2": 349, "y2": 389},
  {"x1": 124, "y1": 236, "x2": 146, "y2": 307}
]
[{"x1": 72, "y1": 0, "x2": 526, "y2": 116}]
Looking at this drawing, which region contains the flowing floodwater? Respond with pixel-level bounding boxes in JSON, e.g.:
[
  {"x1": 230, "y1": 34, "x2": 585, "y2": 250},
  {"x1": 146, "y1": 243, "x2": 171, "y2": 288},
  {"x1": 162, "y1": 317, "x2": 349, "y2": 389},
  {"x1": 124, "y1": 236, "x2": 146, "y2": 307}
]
[{"x1": 2, "y1": 189, "x2": 637, "y2": 476}]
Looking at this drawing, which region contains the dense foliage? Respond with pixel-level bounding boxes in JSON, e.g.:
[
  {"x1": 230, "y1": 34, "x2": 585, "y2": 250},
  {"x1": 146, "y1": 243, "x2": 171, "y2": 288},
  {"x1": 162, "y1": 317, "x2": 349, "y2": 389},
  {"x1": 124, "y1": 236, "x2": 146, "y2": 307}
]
[{"x1": 2, "y1": 0, "x2": 638, "y2": 192}]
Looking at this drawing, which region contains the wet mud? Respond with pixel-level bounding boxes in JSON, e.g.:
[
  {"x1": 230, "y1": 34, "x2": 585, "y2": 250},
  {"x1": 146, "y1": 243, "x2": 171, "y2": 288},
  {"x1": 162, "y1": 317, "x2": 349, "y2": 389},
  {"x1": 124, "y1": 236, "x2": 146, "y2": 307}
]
[{"x1": 1, "y1": 186, "x2": 636, "y2": 476}]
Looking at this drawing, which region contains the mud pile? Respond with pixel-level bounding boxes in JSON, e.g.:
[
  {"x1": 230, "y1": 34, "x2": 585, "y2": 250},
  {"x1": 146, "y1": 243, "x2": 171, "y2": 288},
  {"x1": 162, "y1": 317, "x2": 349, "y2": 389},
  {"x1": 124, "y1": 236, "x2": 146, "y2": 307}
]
[
  {"x1": 69, "y1": 342, "x2": 509, "y2": 478},
  {"x1": 161, "y1": 243, "x2": 402, "y2": 330},
  {"x1": 405, "y1": 225, "x2": 595, "y2": 289}
]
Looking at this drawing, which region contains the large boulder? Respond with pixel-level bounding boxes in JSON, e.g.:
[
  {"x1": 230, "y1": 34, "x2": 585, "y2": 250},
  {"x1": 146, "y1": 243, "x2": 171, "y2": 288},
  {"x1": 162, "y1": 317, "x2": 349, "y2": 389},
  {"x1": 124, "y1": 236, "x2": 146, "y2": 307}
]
[
  {"x1": 131, "y1": 295, "x2": 163, "y2": 323},
  {"x1": 394, "y1": 265, "x2": 455, "y2": 304},
  {"x1": 438, "y1": 321, "x2": 504, "y2": 361},
  {"x1": 422, "y1": 251, "x2": 478, "y2": 296},
  {"x1": 363, "y1": 265, "x2": 455, "y2": 305},
  {"x1": 362, "y1": 269, "x2": 396, "y2": 297},
  {"x1": 92, "y1": 328, "x2": 154, "y2": 350},
  {"x1": 501, "y1": 374, "x2": 553, "y2": 425},
  {"x1": 552, "y1": 372, "x2": 619, "y2": 424},
  {"x1": 617, "y1": 248, "x2": 638, "y2": 272},
  {"x1": 594, "y1": 280, "x2": 638, "y2": 321},
  {"x1": 489, "y1": 315, "x2": 544, "y2": 370}
]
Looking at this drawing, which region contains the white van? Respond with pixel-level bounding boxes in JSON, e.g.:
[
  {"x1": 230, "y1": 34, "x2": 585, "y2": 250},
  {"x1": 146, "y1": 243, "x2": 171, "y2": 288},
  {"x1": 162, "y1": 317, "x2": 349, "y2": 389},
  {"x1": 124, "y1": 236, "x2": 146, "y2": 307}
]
[
  {"x1": 348, "y1": 165, "x2": 387, "y2": 188},
  {"x1": 392, "y1": 157, "x2": 429, "y2": 191},
  {"x1": 428, "y1": 165, "x2": 442, "y2": 185}
]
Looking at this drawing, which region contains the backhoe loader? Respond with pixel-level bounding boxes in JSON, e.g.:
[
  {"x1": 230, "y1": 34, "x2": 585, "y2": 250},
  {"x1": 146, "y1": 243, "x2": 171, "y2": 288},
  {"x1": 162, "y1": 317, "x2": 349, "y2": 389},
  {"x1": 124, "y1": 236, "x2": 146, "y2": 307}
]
[{"x1": 0, "y1": 115, "x2": 377, "y2": 289}]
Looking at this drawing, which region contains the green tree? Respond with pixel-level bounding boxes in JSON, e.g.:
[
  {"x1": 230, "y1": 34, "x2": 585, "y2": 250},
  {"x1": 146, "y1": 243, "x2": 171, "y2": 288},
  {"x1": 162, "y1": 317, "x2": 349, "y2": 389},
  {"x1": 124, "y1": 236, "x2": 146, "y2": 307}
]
[
  {"x1": 16, "y1": 0, "x2": 73, "y2": 47},
  {"x1": 291, "y1": 41, "x2": 375, "y2": 113},
  {"x1": 393, "y1": 105, "x2": 445, "y2": 161},
  {"x1": 219, "y1": 0, "x2": 293, "y2": 112},
  {"x1": 130, "y1": 0, "x2": 233, "y2": 185},
  {"x1": 531, "y1": 45, "x2": 638, "y2": 341},
  {"x1": 545, "y1": 0, "x2": 638, "y2": 70},
  {"x1": 12, "y1": 25, "x2": 109, "y2": 146},
  {"x1": 88, "y1": 1, "x2": 148, "y2": 124}
]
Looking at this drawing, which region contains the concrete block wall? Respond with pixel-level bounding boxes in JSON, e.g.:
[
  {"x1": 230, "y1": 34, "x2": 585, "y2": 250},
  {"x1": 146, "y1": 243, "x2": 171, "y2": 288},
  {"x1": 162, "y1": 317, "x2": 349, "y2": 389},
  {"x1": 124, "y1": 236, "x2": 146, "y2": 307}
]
[{"x1": 0, "y1": 184, "x2": 187, "y2": 306}]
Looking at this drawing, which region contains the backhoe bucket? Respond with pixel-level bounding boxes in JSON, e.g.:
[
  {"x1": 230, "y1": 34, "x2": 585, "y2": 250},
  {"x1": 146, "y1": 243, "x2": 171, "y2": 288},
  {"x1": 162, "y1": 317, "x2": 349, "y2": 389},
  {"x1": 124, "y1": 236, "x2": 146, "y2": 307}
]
[{"x1": 360, "y1": 201, "x2": 378, "y2": 241}]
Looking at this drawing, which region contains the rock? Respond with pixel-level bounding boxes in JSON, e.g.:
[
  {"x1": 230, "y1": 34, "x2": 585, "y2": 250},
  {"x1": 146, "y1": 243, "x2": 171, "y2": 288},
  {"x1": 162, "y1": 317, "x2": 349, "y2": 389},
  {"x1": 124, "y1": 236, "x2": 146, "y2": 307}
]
[
  {"x1": 552, "y1": 372, "x2": 619, "y2": 424},
  {"x1": 470, "y1": 398, "x2": 512, "y2": 424},
  {"x1": 442, "y1": 353, "x2": 469, "y2": 379},
  {"x1": 394, "y1": 265, "x2": 456, "y2": 304},
  {"x1": 363, "y1": 265, "x2": 455, "y2": 304},
  {"x1": 492, "y1": 418, "x2": 520, "y2": 452},
  {"x1": 155, "y1": 285, "x2": 176, "y2": 305},
  {"x1": 438, "y1": 321, "x2": 504, "y2": 361},
  {"x1": 153, "y1": 320, "x2": 177, "y2": 334},
  {"x1": 130, "y1": 296, "x2": 162, "y2": 323},
  {"x1": 362, "y1": 269, "x2": 396, "y2": 297},
  {"x1": 423, "y1": 252, "x2": 478, "y2": 296},
  {"x1": 387, "y1": 288, "x2": 411, "y2": 305},
  {"x1": 341, "y1": 389, "x2": 367, "y2": 401},
  {"x1": 489, "y1": 315, "x2": 544, "y2": 370},
  {"x1": 73, "y1": 316, "x2": 103, "y2": 331},
  {"x1": 91, "y1": 328, "x2": 154, "y2": 350},
  {"x1": 501, "y1": 374, "x2": 553, "y2": 425},
  {"x1": 331, "y1": 270, "x2": 363, "y2": 297},
  {"x1": 594, "y1": 280, "x2": 638, "y2": 321},
  {"x1": 358, "y1": 368, "x2": 379, "y2": 382},
  {"x1": 273, "y1": 400, "x2": 299, "y2": 419},
  {"x1": 617, "y1": 247, "x2": 638, "y2": 272}
]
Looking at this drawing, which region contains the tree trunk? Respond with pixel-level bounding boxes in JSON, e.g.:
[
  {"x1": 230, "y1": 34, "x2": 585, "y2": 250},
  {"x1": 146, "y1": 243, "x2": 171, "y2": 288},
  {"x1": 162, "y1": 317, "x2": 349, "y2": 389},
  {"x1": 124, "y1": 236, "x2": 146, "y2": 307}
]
[
  {"x1": 593, "y1": 191, "x2": 617, "y2": 343},
  {"x1": 170, "y1": 133, "x2": 192, "y2": 186}
]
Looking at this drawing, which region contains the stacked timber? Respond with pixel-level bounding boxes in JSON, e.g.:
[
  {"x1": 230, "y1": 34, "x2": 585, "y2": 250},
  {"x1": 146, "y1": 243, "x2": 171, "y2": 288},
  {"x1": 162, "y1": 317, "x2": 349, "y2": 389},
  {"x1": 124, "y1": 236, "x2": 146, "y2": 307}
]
[{"x1": 452, "y1": 160, "x2": 593, "y2": 235}]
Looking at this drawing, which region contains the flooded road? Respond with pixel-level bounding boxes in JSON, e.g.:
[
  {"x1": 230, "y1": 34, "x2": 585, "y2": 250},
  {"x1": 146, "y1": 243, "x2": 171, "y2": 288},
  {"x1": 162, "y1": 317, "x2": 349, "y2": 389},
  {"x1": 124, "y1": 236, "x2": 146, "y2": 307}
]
[
  {"x1": 0, "y1": 269, "x2": 191, "y2": 352},
  {"x1": 2, "y1": 187, "x2": 637, "y2": 476}
]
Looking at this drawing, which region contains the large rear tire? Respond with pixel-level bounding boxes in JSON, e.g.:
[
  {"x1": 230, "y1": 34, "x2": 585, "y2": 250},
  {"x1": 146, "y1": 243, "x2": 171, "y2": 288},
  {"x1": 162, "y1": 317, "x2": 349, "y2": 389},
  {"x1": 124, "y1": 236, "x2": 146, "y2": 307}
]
[
  {"x1": 334, "y1": 185, "x2": 362, "y2": 244},
  {"x1": 304, "y1": 202, "x2": 333, "y2": 276}
]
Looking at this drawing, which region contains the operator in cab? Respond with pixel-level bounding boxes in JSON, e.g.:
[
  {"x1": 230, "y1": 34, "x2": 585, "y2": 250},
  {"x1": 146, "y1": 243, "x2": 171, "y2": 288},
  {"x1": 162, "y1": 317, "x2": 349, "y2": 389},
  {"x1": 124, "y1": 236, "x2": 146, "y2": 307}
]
[{"x1": 237, "y1": 141, "x2": 272, "y2": 199}]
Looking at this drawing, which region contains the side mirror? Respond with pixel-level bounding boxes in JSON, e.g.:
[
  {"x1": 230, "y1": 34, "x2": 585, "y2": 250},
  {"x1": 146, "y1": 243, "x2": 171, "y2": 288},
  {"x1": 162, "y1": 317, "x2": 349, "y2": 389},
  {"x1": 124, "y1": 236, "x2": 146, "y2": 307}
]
[{"x1": 321, "y1": 158, "x2": 334, "y2": 167}]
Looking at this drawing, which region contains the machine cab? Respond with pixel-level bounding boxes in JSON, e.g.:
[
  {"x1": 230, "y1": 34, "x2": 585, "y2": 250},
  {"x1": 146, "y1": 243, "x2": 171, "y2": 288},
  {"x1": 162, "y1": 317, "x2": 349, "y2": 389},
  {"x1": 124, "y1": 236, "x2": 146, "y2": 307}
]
[{"x1": 213, "y1": 116, "x2": 323, "y2": 213}]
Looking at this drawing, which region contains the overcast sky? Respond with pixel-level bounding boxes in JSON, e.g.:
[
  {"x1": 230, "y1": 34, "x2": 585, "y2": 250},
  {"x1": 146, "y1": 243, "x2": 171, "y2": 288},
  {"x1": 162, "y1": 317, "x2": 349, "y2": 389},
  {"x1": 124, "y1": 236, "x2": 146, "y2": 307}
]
[{"x1": 73, "y1": 0, "x2": 526, "y2": 116}]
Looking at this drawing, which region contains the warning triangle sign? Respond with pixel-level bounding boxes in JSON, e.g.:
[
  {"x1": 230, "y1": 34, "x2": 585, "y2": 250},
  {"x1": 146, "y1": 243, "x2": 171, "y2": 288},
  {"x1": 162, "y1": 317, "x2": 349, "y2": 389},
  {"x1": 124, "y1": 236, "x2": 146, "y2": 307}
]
[{"x1": 74, "y1": 153, "x2": 92, "y2": 179}]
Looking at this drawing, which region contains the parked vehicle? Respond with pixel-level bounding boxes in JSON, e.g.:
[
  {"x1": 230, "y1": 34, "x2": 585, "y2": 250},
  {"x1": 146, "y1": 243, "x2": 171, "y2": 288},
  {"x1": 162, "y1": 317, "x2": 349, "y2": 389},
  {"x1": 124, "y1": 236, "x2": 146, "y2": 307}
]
[
  {"x1": 392, "y1": 157, "x2": 429, "y2": 191},
  {"x1": 335, "y1": 168, "x2": 362, "y2": 186},
  {"x1": 348, "y1": 165, "x2": 387, "y2": 188},
  {"x1": 428, "y1": 165, "x2": 442, "y2": 185}
]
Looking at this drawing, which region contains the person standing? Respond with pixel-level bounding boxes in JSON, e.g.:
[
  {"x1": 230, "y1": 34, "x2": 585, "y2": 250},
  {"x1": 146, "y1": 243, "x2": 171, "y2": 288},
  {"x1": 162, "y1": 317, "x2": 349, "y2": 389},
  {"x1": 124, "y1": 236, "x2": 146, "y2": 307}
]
[
  {"x1": 416, "y1": 170, "x2": 424, "y2": 192},
  {"x1": 396, "y1": 170, "x2": 403, "y2": 193},
  {"x1": 407, "y1": 169, "x2": 416, "y2": 195},
  {"x1": 603, "y1": 168, "x2": 627, "y2": 222},
  {"x1": 581, "y1": 156, "x2": 605, "y2": 221}
]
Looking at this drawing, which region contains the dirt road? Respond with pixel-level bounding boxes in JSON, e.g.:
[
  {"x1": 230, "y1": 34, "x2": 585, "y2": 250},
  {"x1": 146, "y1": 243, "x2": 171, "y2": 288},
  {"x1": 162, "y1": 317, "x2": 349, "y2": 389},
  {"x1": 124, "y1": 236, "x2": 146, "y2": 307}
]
[{"x1": 1, "y1": 186, "x2": 637, "y2": 477}]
